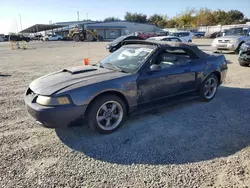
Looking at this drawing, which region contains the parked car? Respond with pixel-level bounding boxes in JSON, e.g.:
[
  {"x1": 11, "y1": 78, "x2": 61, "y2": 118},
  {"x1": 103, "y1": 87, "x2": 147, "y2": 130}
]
[
  {"x1": 191, "y1": 31, "x2": 206, "y2": 38},
  {"x1": 206, "y1": 30, "x2": 227, "y2": 38},
  {"x1": 169, "y1": 31, "x2": 193, "y2": 42},
  {"x1": 4, "y1": 35, "x2": 9, "y2": 41},
  {"x1": 9, "y1": 34, "x2": 31, "y2": 42},
  {"x1": 211, "y1": 27, "x2": 250, "y2": 54},
  {"x1": 106, "y1": 35, "x2": 144, "y2": 53},
  {"x1": 25, "y1": 40, "x2": 228, "y2": 134},
  {"x1": 0, "y1": 35, "x2": 4, "y2": 42},
  {"x1": 238, "y1": 42, "x2": 250, "y2": 67},
  {"x1": 147, "y1": 36, "x2": 183, "y2": 42},
  {"x1": 42, "y1": 34, "x2": 63, "y2": 41},
  {"x1": 31, "y1": 34, "x2": 43, "y2": 41}
]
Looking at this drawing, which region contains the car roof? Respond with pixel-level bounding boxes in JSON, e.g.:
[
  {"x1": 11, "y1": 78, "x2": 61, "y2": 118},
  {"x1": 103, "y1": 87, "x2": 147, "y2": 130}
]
[
  {"x1": 122, "y1": 40, "x2": 208, "y2": 58},
  {"x1": 147, "y1": 36, "x2": 180, "y2": 40},
  {"x1": 171, "y1": 31, "x2": 190, "y2": 33}
]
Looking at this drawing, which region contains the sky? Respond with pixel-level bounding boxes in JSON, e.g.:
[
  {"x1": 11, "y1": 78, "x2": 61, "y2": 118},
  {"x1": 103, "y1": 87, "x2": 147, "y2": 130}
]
[{"x1": 0, "y1": 0, "x2": 250, "y2": 34}]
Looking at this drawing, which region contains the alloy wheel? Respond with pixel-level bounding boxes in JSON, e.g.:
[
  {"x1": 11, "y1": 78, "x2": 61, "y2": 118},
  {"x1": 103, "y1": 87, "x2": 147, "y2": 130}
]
[{"x1": 96, "y1": 101, "x2": 123, "y2": 131}]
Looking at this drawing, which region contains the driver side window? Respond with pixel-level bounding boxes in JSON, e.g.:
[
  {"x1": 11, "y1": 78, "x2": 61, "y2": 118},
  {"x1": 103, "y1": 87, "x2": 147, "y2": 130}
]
[
  {"x1": 153, "y1": 48, "x2": 193, "y2": 69},
  {"x1": 154, "y1": 52, "x2": 178, "y2": 69}
]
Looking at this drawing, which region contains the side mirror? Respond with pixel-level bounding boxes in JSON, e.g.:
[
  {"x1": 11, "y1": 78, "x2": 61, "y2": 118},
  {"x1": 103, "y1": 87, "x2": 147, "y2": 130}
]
[{"x1": 149, "y1": 64, "x2": 161, "y2": 72}]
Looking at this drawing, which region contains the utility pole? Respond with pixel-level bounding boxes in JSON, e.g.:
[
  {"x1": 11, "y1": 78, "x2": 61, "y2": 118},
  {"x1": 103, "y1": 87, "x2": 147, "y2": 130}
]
[
  {"x1": 86, "y1": 13, "x2": 88, "y2": 20},
  {"x1": 13, "y1": 21, "x2": 16, "y2": 33},
  {"x1": 77, "y1": 11, "x2": 79, "y2": 21},
  {"x1": 19, "y1": 14, "x2": 23, "y2": 31},
  {"x1": 15, "y1": 19, "x2": 18, "y2": 33}
]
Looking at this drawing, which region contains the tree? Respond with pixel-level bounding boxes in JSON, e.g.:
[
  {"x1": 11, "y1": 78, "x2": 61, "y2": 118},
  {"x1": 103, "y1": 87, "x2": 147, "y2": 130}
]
[
  {"x1": 213, "y1": 9, "x2": 229, "y2": 25},
  {"x1": 195, "y1": 8, "x2": 216, "y2": 26},
  {"x1": 166, "y1": 19, "x2": 178, "y2": 28},
  {"x1": 148, "y1": 14, "x2": 164, "y2": 25},
  {"x1": 228, "y1": 10, "x2": 244, "y2": 23},
  {"x1": 176, "y1": 8, "x2": 196, "y2": 28},
  {"x1": 104, "y1": 17, "x2": 121, "y2": 22},
  {"x1": 157, "y1": 20, "x2": 167, "y2": 28},
  {"x1": 124, "y1": 12, "x2": 148, "y2": 23}
]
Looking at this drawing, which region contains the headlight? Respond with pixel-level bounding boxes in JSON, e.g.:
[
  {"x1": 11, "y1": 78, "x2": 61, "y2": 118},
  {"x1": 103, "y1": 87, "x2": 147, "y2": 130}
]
[
  {"x1": 230, "y1": 39, "x2": 239, "y2": 44},
  {"x1": 211, "y1": 39, "x2": 217, "y2": 45},
  {"x1": 36, "y1": 95, "x2": 71, "y2": 106}
]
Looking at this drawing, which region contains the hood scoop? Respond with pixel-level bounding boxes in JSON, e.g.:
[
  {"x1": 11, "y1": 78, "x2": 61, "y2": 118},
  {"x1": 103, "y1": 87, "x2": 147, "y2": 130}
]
[{"x1": 62, "y1": 65, "x2": 97, "y2": 75}]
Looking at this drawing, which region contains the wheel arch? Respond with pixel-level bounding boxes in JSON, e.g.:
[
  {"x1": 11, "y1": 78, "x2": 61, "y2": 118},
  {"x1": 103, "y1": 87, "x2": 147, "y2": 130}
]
[
  {"x1": 204, "y1": 71, "x2": 221, "y2": 84},
  {"x1": 236, "y1": 41, "x2": 245, "y2": 51},
  {"x1": 85, "y1": 90, "x2": 130, "y2": 116}
]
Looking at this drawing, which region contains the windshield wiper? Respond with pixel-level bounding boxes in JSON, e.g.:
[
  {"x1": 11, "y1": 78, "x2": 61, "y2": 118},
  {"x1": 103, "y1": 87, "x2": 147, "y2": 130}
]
[{"x1": 104, "y1": 63, "x2": 128, "y2": 73}]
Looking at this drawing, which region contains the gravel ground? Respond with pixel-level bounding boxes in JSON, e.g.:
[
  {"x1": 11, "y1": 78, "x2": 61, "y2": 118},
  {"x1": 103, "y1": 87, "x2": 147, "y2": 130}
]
[{"x1": 0, "y1": 39, "x2": 250, "y2": 188}]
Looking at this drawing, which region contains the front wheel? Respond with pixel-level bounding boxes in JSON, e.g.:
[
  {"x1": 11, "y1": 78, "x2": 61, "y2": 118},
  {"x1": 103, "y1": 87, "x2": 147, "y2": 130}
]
[
  {"x1": 200, "y1": 74, "x2": 219, "y2": 101},
  {"x1": 87, "y1": 95, "x2": 126, "y2": 134},
  {"x1": 73, "y1": 34, "x2": 80, "y2": 42},
  {"x1": 239, "y1": 61, "x2": 249, "y2": 67}
]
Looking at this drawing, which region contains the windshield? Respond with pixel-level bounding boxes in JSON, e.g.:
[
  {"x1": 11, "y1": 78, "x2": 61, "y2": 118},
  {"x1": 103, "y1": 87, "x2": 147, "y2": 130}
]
[
  {"x1": 224, "y1": 28, "x2": 248, "y2": 36},
  {"x1": 99, "y1": 45, "x2": 155, "y2": 73},
  {"x1": 113, "y1": 36, "x2": 127, "y2": 43},
  {"x1": 169, "y1": 32, "x2": 180, "y2": 37}
]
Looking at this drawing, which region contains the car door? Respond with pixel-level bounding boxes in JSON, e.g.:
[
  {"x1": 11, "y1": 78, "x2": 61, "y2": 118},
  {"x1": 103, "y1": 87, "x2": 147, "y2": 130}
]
[
  {"x1": 137, "y1": 47, "x2": 202, "y2": 105},
  {"x1": 50, "y1": 35, "x2": 57, "y2": 41}
]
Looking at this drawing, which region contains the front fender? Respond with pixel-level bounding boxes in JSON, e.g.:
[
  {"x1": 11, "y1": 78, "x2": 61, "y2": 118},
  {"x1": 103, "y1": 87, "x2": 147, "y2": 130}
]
[{"x1": 63, "y1": 75, "x2": 138, "y2": 107}]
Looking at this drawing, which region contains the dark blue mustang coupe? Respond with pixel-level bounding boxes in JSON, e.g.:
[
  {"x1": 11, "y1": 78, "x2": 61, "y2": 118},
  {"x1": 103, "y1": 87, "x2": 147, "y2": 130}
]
[{"x1": 25, "y1": 40, "x2": 228, "y2": 134}]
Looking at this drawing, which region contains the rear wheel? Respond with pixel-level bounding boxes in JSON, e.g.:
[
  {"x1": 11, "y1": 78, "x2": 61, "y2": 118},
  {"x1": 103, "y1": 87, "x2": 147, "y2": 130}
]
[
  {"x1": 197, "y1": 34, "x2": 201, "y2": 38},
  {"x1": 73, "y1": 34, "x2": 80, "y2": 42},
  {"x1": 200, "y1": 74, "x2": 219, "y2": 101},
  {"x1": 87, "y1": 94, "x2": 126, "y2": 134}
]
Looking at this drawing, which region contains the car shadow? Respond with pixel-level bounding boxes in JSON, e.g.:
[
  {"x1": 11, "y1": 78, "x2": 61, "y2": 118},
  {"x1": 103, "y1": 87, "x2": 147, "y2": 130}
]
[
  {"x1": 56, "y1": 86, "x2": 250, "y2": 165},
  {"x1": 0, "y1": 74, "x2": 11, "y2": 77}
]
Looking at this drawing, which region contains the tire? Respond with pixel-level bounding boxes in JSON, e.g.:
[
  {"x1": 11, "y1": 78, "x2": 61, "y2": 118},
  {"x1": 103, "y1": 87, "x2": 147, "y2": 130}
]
[
  {"x1": 197, "y1": 35, "x2": 201, "y2": 38},
  {"x1": 87, "y1": 94, "x2": 127, "y2": 134},
  {"x1": 239, "y1": 61, "x2": 249, "y2": 67},
  {"x1": 86, "y1": 34, "x2": 94, "y2": 41},
  {"x1": 200, "y1": 74, "x2": 219, "y2": 102},
  {"x1": 58, "y1": 38, "x2": 62, "y2": 41},
  {"x1": 188, "y1": 40, "x2": 192, "y2": 42},
  {"x1": 73, "y1": 34, "x2": 80, "y2": 42}
]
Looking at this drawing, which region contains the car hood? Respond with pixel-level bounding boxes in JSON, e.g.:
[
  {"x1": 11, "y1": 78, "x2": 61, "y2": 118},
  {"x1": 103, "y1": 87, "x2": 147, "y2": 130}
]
[
  {"x1": 215, "y1": 35, "x2": 242, "y2": 40},
  {"x1": 29, "y1": 65, "x2": 128, "y2": 96}
]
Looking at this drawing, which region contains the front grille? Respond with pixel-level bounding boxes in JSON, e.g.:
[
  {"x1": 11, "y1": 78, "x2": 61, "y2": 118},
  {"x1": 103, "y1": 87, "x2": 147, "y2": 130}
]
[{"x1": 218, "y1": 40, "x2": 230, "y2": 43}]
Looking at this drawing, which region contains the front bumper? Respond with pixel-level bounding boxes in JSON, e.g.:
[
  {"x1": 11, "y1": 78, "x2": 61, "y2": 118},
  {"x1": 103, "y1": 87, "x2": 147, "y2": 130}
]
[
  {"x1": 238, "y1": 46, "x2": 250, "y2": 63},
  {"x1": 25, "y1": 96, "x2": 88, "y2": 129},
  {"x1": 211, "y1": 42, "x2": 238, "y2": 51}
]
